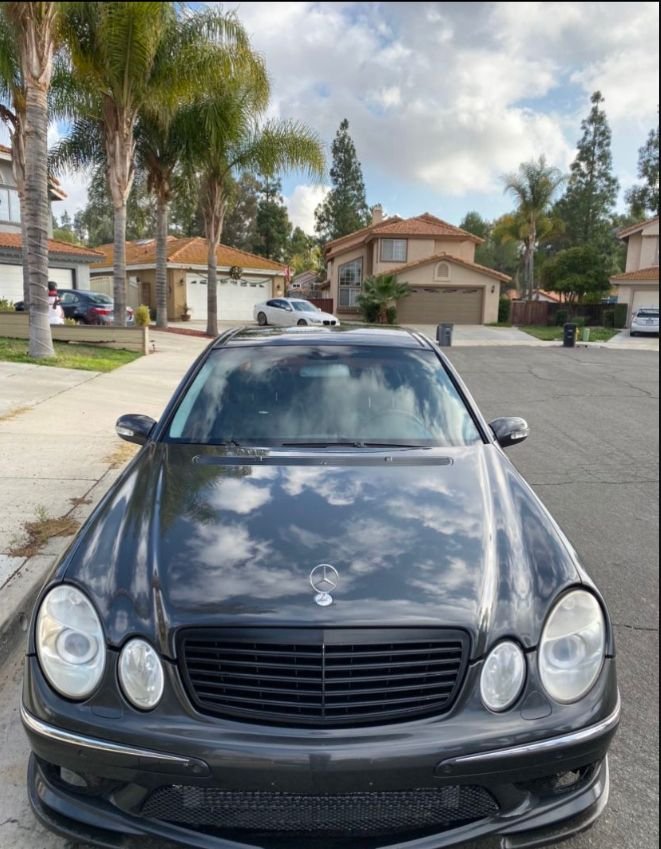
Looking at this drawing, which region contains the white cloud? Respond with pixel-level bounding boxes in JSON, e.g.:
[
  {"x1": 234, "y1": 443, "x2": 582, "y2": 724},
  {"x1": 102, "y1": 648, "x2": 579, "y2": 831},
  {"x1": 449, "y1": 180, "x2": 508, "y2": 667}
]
[
  {"x1": 222, "y1": 1, "x2": 658, "y2": 204},
  {"x1": 284, "y1": 184, "x2": 330, "y2": 233}
]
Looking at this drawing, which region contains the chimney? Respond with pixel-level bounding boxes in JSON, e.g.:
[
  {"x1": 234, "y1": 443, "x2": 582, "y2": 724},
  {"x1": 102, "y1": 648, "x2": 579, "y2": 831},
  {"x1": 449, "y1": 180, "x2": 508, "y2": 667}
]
[{"x1": 371, "y1": 204, "x2": 383, "y2": 225}]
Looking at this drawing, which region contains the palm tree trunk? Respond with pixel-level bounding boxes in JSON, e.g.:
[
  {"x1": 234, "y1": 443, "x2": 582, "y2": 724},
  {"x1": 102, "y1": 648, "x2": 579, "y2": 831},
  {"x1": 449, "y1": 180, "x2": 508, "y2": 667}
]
[
  {"x1": 155, "y1": 193, "x2": 168, "y2": 327},
  {"x1": 24, "y1": 58, "x2": 53, "y2": 357},
  {"x1": 113, "y1": 203, "x2": 128, "y2": 326},
  {"x1": 206, "y1": 234, "x2": 218, "y2": 337}
]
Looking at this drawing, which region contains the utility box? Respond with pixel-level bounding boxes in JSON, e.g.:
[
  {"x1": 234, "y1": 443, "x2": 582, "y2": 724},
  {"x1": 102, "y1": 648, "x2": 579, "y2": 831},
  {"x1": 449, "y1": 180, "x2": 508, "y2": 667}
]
[
  {"x1": 563, "y1": 323, "x2": 577, "y2": 348},
  {"x1": 436, "y1": 323, "x2": 454, "y2": 347}
]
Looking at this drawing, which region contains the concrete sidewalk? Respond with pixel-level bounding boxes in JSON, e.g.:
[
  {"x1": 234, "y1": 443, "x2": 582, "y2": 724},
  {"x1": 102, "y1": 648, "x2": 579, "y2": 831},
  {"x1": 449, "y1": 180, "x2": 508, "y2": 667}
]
[{"x1": 0, "y1": 331, "x2": 208, "y2": 660}]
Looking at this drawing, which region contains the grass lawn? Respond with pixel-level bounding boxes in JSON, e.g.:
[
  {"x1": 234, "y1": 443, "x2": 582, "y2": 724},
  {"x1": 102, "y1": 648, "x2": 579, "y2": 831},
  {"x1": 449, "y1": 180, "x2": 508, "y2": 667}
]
[
  {"x1": 0, "y1": 337, "x2": 141, "y2": 371},
  {"x1": 520, "y1": 325, "x2": 619, "y2": 342}
]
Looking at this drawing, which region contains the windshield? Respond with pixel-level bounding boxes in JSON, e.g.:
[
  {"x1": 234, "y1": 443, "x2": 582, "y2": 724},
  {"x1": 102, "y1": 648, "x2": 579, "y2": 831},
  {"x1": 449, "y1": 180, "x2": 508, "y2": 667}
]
[
  {"x1": 167, "y1": 345, "x2": 482, "y2": 447},
  {"x1": 89, "y1": 294, "x2": 113, "y2": 305},
  {"x1": 291, "y1": 300, "x2": 318, "y2": 312},
  {"x1": 636, "y1": 310, "x2": 659, "y2": 319}
]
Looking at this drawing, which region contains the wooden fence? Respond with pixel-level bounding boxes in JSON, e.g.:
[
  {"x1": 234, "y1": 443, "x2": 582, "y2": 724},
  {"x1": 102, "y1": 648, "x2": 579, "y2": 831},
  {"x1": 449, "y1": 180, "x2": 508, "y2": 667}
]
[
  {"x1": 510, "y1": 300, "x2": 628, "y2": 328},
  {"x1": 0, "y1": 313, "x2": 149, "y2": 353},
  {"x1": 307, "y1": 298, "x2": 334, "y2": 313}
]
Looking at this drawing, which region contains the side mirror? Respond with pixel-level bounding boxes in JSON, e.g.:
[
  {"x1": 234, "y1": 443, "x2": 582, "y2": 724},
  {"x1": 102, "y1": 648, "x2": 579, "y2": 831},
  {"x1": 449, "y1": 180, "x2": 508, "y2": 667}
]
[
  {"x1": 489, "y1": 416, "x2": 530, "y2": 448},
  {"x1": 115, "y1": 414, "x2": 156, "y2": 446}
]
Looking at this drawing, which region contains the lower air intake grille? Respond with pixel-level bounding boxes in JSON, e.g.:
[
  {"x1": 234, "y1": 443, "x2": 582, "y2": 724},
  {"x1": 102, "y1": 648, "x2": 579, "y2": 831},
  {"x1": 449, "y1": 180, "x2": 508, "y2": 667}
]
[
  {"x1": 141, "y1": 785, "x2": 498, "y2": 837},
  {"x1": 178, "y1": 627, "x2": 469, "y2": 727}
]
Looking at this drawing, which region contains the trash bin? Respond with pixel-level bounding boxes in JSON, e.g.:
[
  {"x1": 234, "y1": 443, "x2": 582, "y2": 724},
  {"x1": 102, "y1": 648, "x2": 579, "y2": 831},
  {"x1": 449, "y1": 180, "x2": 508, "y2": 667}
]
[
  {"x1": 563, "y1": 323, "x2": 577, "y2": 348},
  {"x1": 582, "y1": 327, "x2": 590, "y2": 342},
  {"x1": 436, "y1": 323, "x2": 454, "y2": 347}
]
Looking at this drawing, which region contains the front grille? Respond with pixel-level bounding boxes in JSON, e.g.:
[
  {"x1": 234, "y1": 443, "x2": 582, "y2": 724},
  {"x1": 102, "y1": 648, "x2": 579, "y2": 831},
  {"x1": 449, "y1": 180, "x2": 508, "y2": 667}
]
[
  {"x1": 141, "y1": 785, "x2": 498, "y2": 837},
  {"x1": 178, "y1": 628, "x2": 469, "y2": 727}
]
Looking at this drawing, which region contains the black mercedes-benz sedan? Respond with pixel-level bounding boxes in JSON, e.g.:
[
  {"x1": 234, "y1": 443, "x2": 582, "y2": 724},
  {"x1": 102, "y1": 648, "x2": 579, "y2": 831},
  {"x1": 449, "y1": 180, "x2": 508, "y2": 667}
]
[{"x1": 22, "y1": 326, "x2": 620, "y2": 849}]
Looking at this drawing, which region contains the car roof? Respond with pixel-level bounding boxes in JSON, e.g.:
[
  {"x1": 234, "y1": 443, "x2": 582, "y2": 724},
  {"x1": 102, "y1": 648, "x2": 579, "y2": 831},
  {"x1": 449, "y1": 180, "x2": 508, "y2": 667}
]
[{"x1": 216, "y1": 326, "x2": 432, "y2": 349}]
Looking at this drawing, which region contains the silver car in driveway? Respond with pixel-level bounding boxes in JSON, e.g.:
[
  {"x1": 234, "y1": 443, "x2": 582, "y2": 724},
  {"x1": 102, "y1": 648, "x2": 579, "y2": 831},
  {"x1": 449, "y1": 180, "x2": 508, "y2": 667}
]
[
  {"x1": 253, "y1": 297, "x2": 340, "y2": 327},
  {"x1": 630, "y1": 307, "x2": 659, "y2": 336}
]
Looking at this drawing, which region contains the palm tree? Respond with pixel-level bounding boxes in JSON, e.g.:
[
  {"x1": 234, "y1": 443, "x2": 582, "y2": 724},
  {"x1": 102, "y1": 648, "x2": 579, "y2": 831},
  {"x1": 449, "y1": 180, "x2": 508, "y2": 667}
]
[
  {"x1": 180, "y1": 74, "x2": 325, "y2": 336},
  {"x1": 357, "y1": 274, "x2": 410, "y2": 324},
  {"x1": 2, "y1": 2, "x2": 57, "y2": 357},
  {"x1": 0, "y1": 13, "x2": 28, "y2": 306},
  {"x1": 55, "y1": 3, "x2": 252, "y2": 326},
  {"x1": 135, "y1": 8, "x2": 252, "y2": 328},
  {"x1": 502, "y1": 156, "x2": 565, "y2": 300}
]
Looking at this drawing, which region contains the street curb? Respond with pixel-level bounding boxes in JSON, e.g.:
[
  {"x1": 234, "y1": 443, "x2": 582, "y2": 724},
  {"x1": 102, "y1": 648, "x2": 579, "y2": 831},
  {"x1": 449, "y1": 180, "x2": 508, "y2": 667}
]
[{"x1": 0, "y1": 470, "x2": 122, "y2": 668}]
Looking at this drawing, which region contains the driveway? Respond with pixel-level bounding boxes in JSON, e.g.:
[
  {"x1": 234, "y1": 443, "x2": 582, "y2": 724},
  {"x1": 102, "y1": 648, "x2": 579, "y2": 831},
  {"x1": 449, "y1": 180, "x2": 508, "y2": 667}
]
[
  {"x1": 403, "y1": 323, "x2": 548, "y2": 345},
  {"x1": 605, "y1": 329, "x2": 659, "y2": 351}
]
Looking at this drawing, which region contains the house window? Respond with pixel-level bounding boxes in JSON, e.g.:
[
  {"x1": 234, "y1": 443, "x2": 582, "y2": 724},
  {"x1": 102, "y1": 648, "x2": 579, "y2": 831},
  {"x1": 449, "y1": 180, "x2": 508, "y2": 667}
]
[
  {"x1": 338, "y1": 258, "x2": 363, "y2": 286},
  {"x1": 0, "y1": 187, "x2": 21, "y2": 223},
  {"x1": 380, "y1": 239, "x2": 407, "y2": 262},
  {"x1": 435, "y1": 262, "x2": 450, "y2": 280}
]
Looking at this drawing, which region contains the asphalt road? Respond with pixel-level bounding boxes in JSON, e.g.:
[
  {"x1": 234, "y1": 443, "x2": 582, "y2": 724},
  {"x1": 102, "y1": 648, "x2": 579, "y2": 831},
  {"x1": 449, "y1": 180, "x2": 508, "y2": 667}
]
[{"x1": 0, "y1": 345, "x2": 658, "y2": 849}]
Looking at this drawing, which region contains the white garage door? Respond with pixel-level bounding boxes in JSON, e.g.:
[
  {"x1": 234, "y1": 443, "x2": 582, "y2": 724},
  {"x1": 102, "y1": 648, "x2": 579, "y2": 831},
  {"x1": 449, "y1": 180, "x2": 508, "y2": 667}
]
[
  {"x1": 186, "y1": 274, "x2": 272, "y2": 322},
  {"x1": 48, "y1": 268, "x2": 73, "y2": 288},
  {"x1": 631, "y1": 288, "x2": 659, "y2": 317},
  {"x1": 0, "y1": 264, "x2": 23, "y2": 303},
  {"x1": 0, "y1": 264, "x2": 74, "y2": 304}
]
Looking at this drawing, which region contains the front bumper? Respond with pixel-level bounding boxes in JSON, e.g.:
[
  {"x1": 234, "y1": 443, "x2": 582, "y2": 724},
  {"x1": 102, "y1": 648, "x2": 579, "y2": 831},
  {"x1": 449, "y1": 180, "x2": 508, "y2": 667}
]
[{"x1": 22, "y1": 650, "x2": 620, "y2": 849}]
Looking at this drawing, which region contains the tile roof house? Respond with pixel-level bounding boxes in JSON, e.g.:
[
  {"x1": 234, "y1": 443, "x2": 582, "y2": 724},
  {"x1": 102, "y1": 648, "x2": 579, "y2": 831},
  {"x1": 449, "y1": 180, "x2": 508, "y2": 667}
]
[
  {"x1": 90, "y1": 236, "x2": 287, "y2": 321},
  {"x1": 324, "y1": 207, "x2": 510, "y2": 325},
  {"x1": 0, "y1": 145, "x2": 101, "y2": 302},
  {"x1": 609, "y1": 216, "x2": 659, "y2": 325}
]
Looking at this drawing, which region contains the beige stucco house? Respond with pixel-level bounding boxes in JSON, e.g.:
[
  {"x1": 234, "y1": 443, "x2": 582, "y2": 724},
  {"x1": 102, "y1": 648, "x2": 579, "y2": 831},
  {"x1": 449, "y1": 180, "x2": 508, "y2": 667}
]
[
  {"x1": 90, "y1": 236, "x2": 286, "y2": 322},
  {"x1": 609, "y1": 216, "x2": 659, "y2": 325},
  {"x1": 324, "y1": 207, "x2": 511, "y2": 324}
]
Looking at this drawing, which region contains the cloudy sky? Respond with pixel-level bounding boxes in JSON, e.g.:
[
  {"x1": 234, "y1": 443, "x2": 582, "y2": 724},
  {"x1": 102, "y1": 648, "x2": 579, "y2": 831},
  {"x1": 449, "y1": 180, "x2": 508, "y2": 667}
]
[{"x1": 5, "y1": 1, "x2": 657, "y2": 234}]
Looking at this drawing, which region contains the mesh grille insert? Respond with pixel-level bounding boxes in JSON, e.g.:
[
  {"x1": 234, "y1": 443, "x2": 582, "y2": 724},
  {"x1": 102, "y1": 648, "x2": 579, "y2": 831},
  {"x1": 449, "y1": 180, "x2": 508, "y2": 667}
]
[{"x1": 141, "y1": 785, "x2": 498, "y2": 837}]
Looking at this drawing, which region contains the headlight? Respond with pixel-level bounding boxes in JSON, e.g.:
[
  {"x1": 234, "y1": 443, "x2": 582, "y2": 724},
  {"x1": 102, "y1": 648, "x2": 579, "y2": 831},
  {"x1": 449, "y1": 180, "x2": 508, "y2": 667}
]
[
  {"x1": 539, "y1": 590, "x2": 605, "y2": 703},
  {"x1": 118, "y1": 638, "x2": 164, "y2": 710},
  {"x1": 36, "y1": 585, "x2": 106, "y2": 699},
  {"x1": 480, "y1": 641, "x2": 526, "y2": 712}
]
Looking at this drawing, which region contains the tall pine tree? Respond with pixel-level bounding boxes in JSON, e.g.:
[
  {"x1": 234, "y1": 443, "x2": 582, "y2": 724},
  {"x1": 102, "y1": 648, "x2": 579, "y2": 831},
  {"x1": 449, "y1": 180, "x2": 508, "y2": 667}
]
[
  {"x1": 625, "y1": 112, "x2": 659, "y2": 219},
  {"x1": 253, "y1": 178, "x2": 292, "y2": 261},
  {"x1": 556, "y1": 91, "x2": 619, "y2": 249},
  {"x1": 314, "y1": 118, "x2": 370, "y2": 242}
]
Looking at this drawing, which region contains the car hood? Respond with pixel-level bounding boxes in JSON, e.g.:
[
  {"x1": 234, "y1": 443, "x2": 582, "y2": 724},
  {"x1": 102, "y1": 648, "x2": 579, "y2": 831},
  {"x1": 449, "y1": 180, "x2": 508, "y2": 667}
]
[
  {"x1": 306, "y1": 311, "x2": 337, "y2": 321},
  {"x1": 61, "y1": 444, "x2": 580, "y2": 659}
]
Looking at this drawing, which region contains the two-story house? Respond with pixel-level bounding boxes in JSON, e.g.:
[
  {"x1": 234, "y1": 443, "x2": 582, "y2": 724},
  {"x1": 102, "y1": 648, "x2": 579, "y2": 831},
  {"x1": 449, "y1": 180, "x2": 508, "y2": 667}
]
[
  {"x1": 609, "y1": 215, "x2": 659, "y2": 324},
  {"x1": 324, "y1": 207, "x2": 511, "y2": 325},
  {"x1": 0, "y1": 144, "x2": 101, "y2": 302}
]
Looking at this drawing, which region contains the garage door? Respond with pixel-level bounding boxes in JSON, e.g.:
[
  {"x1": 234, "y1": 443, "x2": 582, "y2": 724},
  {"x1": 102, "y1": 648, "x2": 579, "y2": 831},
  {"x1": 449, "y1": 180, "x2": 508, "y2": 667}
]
[
  {"x1": 48, "y1": 268, "x2": 73, "y2": 288},
  {"x1": 0, "y1": 265, "x2": 73, "y2": 304},
  {"x1": 186, "y1": 275, "x2": 273, "y2": 322},
  {"x1": 397, "y1": 286, "x2": 483, "y2": 325},
  {"x1": 631, "y1": 288, "x2": 659, "y2": 320},
  {"x1": 0, "y1": 264, "x2": 23, "y2": 303}
]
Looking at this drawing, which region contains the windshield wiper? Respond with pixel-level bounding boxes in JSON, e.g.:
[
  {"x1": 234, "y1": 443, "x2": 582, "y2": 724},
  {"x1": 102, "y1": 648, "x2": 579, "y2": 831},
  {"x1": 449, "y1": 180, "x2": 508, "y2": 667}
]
[
  {"x1": 280, "y1": 440, "x2": 424, "y2": 449},
  {"x1": 213, "y1": 439, "x2": 243, "y2": 447}
]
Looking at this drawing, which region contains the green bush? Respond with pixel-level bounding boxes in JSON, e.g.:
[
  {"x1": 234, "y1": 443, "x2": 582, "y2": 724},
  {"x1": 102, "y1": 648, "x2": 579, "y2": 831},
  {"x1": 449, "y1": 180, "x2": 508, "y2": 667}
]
[
  {"x1": 498, "y1": 297, "x2": 511, "y2": 324},
  {"x1": 0, "y1": 298, "x2": 15, "y2": 313},
  {"x1": 134, "y1": 304, "x2": 151, "y2": 327},
  {"x1": 602, "y1": 309, "x2": 615, "y2": 328},
  {"x1": 359, "y1": 300, "x2": 380, "y2": 323},
  {"x1": 571, "y1": 316, "x2": 586, "y2": 328},
  {"x1": 555, "y1": 309, "x2": 568, "y2": 326},
  {"x1": 385, "y1": 306, "x2": 397, "y2": 325},
  {"x1": 64, "y1": 317, "x2": 77, "y2": 327},
  {"x1": 613, "y1": 303, "x2": 628, "y2": 329}
]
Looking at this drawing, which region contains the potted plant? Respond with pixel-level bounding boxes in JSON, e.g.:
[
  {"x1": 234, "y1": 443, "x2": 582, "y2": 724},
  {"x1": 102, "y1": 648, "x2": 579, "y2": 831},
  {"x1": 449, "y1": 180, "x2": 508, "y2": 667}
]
[{"x1": 181, "y1": 304, "x2": 192, "y2": 321}]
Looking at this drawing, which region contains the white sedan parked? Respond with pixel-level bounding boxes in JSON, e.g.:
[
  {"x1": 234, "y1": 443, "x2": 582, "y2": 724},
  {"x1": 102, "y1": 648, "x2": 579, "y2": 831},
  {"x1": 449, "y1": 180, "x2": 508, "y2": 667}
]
[
  {"x1": 630, "y1": 307, "x2": 659, "y2": 336},
  {"x1": 253, "y1": 298, "x2": 340, "y2": 327}
]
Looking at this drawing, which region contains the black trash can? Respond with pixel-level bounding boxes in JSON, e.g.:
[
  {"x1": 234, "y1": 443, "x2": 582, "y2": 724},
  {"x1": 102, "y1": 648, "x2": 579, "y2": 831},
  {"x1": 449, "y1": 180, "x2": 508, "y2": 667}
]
[
  {"x1": 436, "y1": 323, "x2": 454, "y2": 347},
  {"x1": 563, "y1": 322, "x2": 577, "y2": 348}
]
